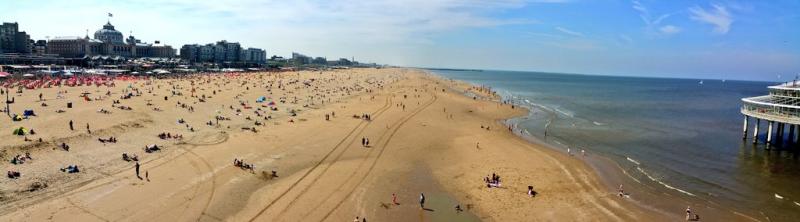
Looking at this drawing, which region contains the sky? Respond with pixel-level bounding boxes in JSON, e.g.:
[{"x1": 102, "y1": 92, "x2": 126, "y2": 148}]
[{"x1": 2, "y1": 0, "x2": 799, "y2": 81}]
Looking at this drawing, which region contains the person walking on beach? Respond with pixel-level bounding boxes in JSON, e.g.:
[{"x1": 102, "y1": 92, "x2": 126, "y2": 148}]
[
  {"x1": 392, "y1": 193, "x2": 399, "y2": 205},
  {"x1": 86, "y1": 123, "x2": 91, "y2": 134},
  {"x1": 419, "y1": 193, "x2": 426, "y2": 209},
  {"x1": 69, "y1": 120, "x2": 73, "y2": 131},
  {"x1": 135, "y1": 161, "x2": 141, "y2": 179},
  {"x1": 685, "y1": 206, "x2": 692, "y2": 221},
  {"x1": 362, "y1": 137, "x2": 366, "y2": 147}
]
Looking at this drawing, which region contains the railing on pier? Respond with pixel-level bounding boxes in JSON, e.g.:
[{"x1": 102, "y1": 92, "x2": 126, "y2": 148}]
[{"x1": 742, "y1": 95, "x2": 800, "y2": 125}]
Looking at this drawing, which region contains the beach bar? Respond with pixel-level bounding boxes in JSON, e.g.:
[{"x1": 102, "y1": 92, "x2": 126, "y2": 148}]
[{"x1": 741, "y1": 81, "x2": 800, "y2": 146}]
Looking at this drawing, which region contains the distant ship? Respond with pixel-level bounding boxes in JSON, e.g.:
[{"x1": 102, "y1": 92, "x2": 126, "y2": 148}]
[{"x1": 699, "y1": 80, "x2": 704, "y2": 85}]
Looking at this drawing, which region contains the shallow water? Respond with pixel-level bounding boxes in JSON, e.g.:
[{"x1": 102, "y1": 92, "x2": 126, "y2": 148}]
[{"x1": 430, "y1": 69, "x2": 800, "y2": 221}]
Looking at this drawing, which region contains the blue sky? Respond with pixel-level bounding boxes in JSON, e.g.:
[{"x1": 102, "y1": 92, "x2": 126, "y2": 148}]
[{"x1": 2, "y1": 0, "x2": 799, "y2": 81}]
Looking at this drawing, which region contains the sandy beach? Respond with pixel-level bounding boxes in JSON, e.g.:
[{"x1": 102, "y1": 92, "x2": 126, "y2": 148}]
[{"x1": 1, "y1": 68, "x2": 662, "y2": 221}]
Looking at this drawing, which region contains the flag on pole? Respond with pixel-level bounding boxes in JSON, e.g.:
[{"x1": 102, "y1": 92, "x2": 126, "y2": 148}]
[{"x1": 108, "y1": 13, "x2": 113, "y2": 17}]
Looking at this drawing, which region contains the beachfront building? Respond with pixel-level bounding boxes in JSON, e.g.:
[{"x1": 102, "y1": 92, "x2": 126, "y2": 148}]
[
  {"x1": 47, "y1": 21, "x2": 175, "y2": 59},
  {"x1": 291, "y1": 52, "x2": 311, "y2": 66},
  {"x1": 0, "y1": 22, "x2": 33, "y2": 54},
  {"x1": 741, "y1": 81, "x2": 800, "y2": 146},
  {"x1": 180, "y1": 41, "x2": 265, "y2": 67},
  {"x1": 240, "y1": 48, "x2": 267, "y2": 64}
]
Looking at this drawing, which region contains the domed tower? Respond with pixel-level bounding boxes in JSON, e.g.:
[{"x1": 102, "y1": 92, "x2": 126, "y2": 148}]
[{"x1": 94, "y1": 22, "x2": 124, "y2": 44}]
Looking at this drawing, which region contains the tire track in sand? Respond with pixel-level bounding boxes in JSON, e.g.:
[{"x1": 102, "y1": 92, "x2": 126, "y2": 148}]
[
  {"x1": 273, "y1": 95, "x2": 404, "y2": 219},
  {"x1": 296, "y1": 92, "x2": 436, "y2": 220},
  {"x1": 318, "y1": 93, "x2": 437, "y2": 221},
  {"x1": 247, "y1": 95, "x2": 392, "y2": 222}
]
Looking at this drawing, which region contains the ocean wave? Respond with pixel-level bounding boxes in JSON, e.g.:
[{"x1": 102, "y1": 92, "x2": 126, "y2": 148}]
[
  {"x1": 626, "y1": 157, "x2": 640, "y2": 165},
  {"x1": 554, "y1": 107, "x2": 575, "y2": 118},
  {"x1": 636, "y1": 166, "x2": 696, "y2": 197}
]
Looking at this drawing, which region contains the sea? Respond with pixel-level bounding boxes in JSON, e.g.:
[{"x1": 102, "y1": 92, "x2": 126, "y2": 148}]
[{"x1": 429, "y1": 69, "x2": 800, "y2": 221}]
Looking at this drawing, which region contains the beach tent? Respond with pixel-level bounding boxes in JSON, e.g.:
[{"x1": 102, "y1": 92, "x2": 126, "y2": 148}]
[
  {"x1": 256, "y1": 96, "x2": 266, "y2": 103},
  {"x1": 13, "y1": 127, "x2": 27, "y2": 135}
]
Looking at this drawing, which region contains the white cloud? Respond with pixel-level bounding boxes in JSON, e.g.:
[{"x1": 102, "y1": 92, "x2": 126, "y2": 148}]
[
  {"x1": 555, "y1": 26, "x2": 584, "y2": 37},
  {"x1": 689, "y1": 4, "x2": 733, "y2": 34},
  {"x1": 618, "y1": 34, "x2": 633, "y2": 44},
  {"x1": 3, "y1": 0, "x2": 540, "y2": 63},
  {"x1": 630, "y1": 0, "x2": 676, "y2": 36},
  {"x1": 659, "y1": 25, "x2": 681, "y2": 35}
]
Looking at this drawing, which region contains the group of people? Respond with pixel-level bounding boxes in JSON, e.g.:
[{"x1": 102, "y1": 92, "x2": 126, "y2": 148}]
[
  {"x1": 361, "y1": 137, "x2": 371, "y2": 147},
  {"x1": 122, "y1": 153, "x2": 139, "y2": 162},
  {"x1": 60, "y1": 165, "x2": 80, "y2": 173},
  {"x1": 157, "y1": 132, "x2": 182, "y2": 140},
  {"x1": 144, "y1": 144, "x2": 161, "y2": 153},
  {"x1": 7, "y1": 170, "x2": 21, "y2": 179},
  {"x1": 61, "y1": 142, "x2": 70, "y2": 151},
  {"x1": 357, "y1": 113, "x2": 372, "y2": 121},
  {"x1": 10, "y1": 152, "x2": 32, "y2": 165},
  {"x1": 98, "y1": 136, "x2": 118, "y2": 143},
  {"x1": 233, "y1": 158, "x2": 255, "y2": 172},
  {"x1": 484, "y1": 173, "x2": 502, "y2": 188}
]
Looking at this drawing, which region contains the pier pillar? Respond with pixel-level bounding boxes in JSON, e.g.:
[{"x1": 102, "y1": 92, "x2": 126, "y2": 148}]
[
  {"x1": 789, "y1": 125, "x2": 795, "y2": 144},
  {"x1": 743, "y1": 116, "x2": 749, "y2": 139},
  {"x1": 767, "y1": 121, "x2": 774, "y2": 144},
  {"x1": 778, "y1": 123, "x2": 784, "y2": 144},
  {"x1": 753, "y1": 119, "x2": 760, "y2": 143}
]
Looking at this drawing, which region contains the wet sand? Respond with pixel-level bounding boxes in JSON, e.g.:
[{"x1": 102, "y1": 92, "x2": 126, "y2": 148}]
[{"x1": 2, "y1": 68, "x2": 658, "y2": 221}]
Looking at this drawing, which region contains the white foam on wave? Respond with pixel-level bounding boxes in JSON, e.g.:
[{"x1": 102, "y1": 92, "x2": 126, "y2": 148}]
[
  {"x1": 593, "y1": 121, "x2": 606, "y2": 126},
  {"x1": 554, "y1": 107, "x2": 575, "y2": 118},
  {"x1": 626, "y1": 157, "x2": 640, "y2": 165},
  {"x1": 636, "y1": 166, "x2": 696, "y2": 197},
  {"x1": 775, "y1": 193, "x2": 784, "y2": 199}
]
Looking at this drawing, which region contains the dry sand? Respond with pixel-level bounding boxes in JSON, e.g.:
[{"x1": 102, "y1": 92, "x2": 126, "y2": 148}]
[{"x1": 0, "y1": 68, "x2": 665, "y2": 221}]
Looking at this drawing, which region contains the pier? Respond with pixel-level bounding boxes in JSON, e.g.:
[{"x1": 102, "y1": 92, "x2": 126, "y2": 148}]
[{"x1": 741, "y1": 81, "x2": 800, "y2": 147}]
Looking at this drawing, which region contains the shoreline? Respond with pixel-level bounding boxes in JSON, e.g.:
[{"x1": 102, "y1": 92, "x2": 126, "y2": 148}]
[
  {"x1": 424, "y1": 69, "x2": 764, "y2": 221},
  {"x1": 3, "y1": 68, "x2": 667, "y2": 221}
]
